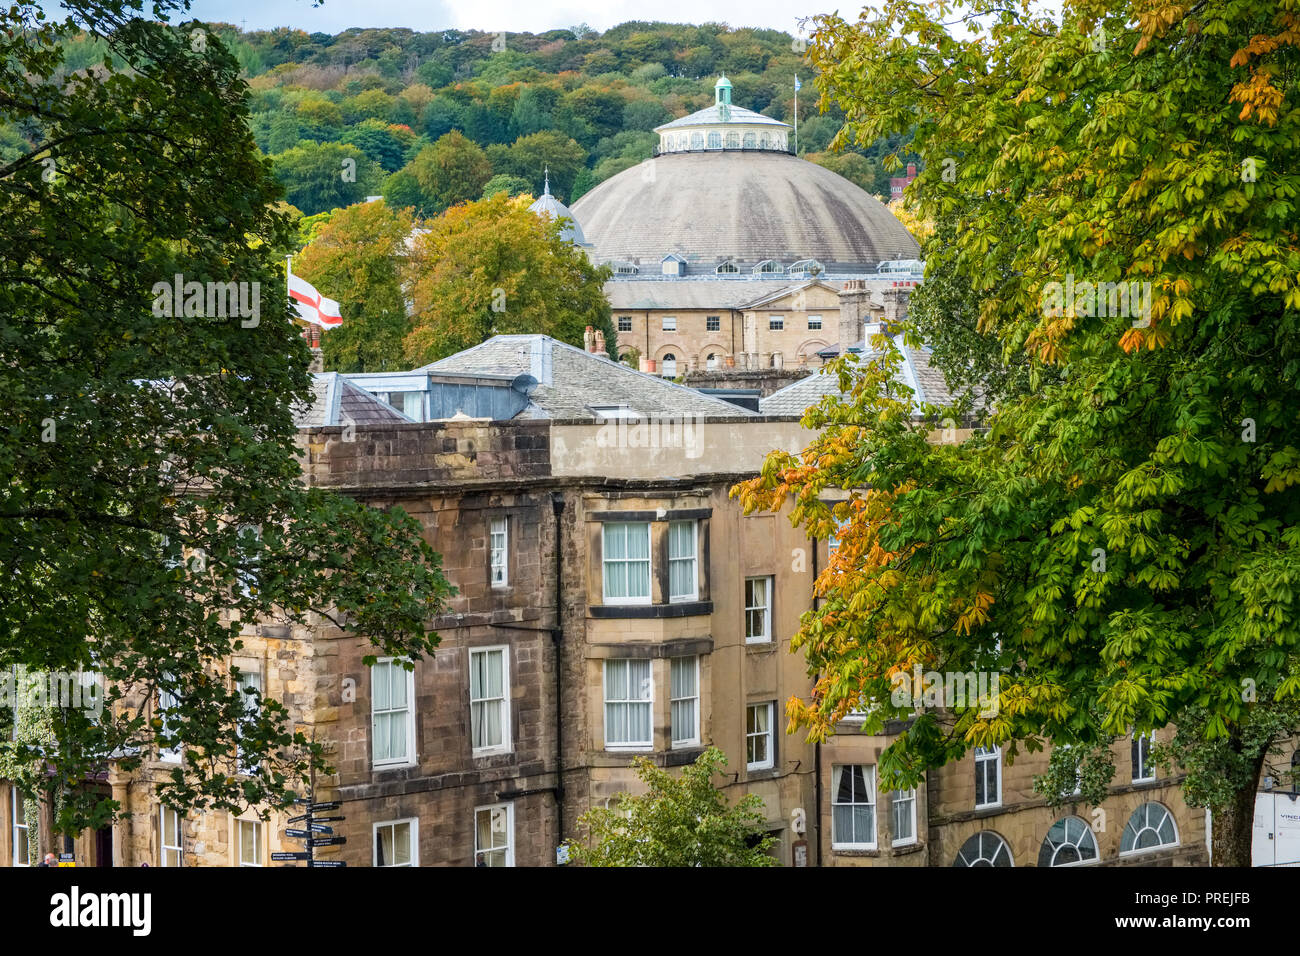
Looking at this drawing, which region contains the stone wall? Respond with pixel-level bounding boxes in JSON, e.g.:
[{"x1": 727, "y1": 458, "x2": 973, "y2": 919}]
[{"x1": 681, "y1": 367, "x2": 810, "y2": 397}]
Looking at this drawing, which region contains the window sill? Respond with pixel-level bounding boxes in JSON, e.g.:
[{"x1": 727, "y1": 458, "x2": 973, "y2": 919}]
[
  {"x1": 472, "y1": 747, "x2": 514, "y2": 759},
  {"x1": 605, "y1": 745, "x2": 653, "y2": 753},
  {"x1": 832, "y1": 846, "x2": 879, "y2": 857},
  {"x1": 591, "y1": 601, "x2": 713, "y2": 620}
]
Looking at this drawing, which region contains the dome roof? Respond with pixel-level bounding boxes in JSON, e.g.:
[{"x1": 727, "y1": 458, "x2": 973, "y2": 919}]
[
  {"x1": 528, "y1": 176, "x2": 587, "y2": 246},
  {"x1": 655, "y1": 103, "x2": 790, "y2": 131},
  {"x1": 571, "y1": 151, "x2": 920, "y2": 267}
]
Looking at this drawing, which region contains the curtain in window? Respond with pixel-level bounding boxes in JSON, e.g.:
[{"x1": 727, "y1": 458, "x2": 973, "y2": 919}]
[
  {"x1": 832, "y1": 765, "x2": 875, "y2": 845},
  {"x1": 668, "y1": 521, "x2": 696, "y2": 599},
  {"x1": 670, "y1": 657, "x2": 697, "y2": 743},
  {"x1": 604, "y1": 524, "x2": 649, "y2": 600},
  {"x1": 892, "y1": 789, "x2": 915, "y2": 842},
  {"x1": 475, "y1": 808, "x2": 509, "y2": 866},
  {"x1": 377, "y1": 822, "x2": 411, "y2": 866},
  {"x1": 373, "y1": 663, "x2": 408, "y2": 763},
  {"x1": 471, "y1": 650, "x2": 504, "y2": 749},
  {"x1": 745, "y1": 578, "x2": 768, "y2": 639},
  {"x1": 239, "y1": 820, "x2": 260, "y2": 865},
  {"x1": 605, "y1": 659, "x2": 651, "y2": 745}
]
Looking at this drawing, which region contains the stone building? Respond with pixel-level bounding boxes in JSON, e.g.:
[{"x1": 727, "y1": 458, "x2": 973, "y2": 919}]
[{"x1": 566, "y1": 77, "x2": 923, "y2": 376}]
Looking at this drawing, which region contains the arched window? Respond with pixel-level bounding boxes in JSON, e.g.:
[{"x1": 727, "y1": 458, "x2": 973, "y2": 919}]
[
  {"x1": 716, "y1": 260, "x2": 739, "y2": 274},
  {"x1": 690, "y1": 132, "x2": 704, "y2": 150},
  {"x1": 1120, "y1": 803, "x2": 1178, "y2": 855},
  {"x1": 707, "y1": 131, "x2": 722, "y2": 149},
  {"x1": 706, "y1": 353, "x2": 717, "y2": 370},
  {"x1": 661, "y1": 353, "x2": 677, "y2": 378},
  {"x1": 1038, "y1": 817, "x2": 1099, "y2": 867},
  {"x1": 952, "y1": 831, "x2": 1013, "y2": 867},
  {"x1": 725, "y1": 132, "x2": 739, "y2": 148},
  {"x1": 753, "y1": 260, "x2": 782, "y2": 274},
  {"x1": 759, "y1": 133, "x2": 771, "y2": 149},
  {"x1": 743, "y1": 132, "x2": 756, "y2": 148}
]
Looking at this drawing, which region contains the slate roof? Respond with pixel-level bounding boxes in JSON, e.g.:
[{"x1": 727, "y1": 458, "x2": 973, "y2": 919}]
[
  {"x1": 759, "y1": 340, "x2": 963, "y2": 417},
  {"x1": 421, "y1": 335, "x2": 756, "y2": 421},
  {"x1": 656, "y1": 103, "x2": 791, "y2": 130},
  {"x1": 294, "y1": 372, "x2": 415, "y2": 427},
  {"x1": 605, "y1": 278, "x2": 846, "y2": 311}
]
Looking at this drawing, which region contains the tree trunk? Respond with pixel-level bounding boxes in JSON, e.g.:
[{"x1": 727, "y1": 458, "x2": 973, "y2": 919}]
[{"x1": 1211, "y1": 756, "x2": 1265, "y2": 866}]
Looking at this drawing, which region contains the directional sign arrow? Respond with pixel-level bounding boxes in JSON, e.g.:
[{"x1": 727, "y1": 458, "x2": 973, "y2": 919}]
[
  {"x1": 285, "y1": 828, "x2": 311, "y2": 838},
  {"x1": 308, "y1": 802, "x2": 341, "y2": 812},
  {"x1": 311, "y1": 816, "x2": 346, "y2": 823},
  {"x1": 308, "y1": 860, "x2": 347, "y2": 868},
  {"x1": 308, "y1": 836, "x2": 346, "y2": 847},
  {"x1": 271, "y1": 851, "x2": 309, "y2": 861},
  {"x1": 287, "y1": 814, "x2": 309, "y2": 824},
  {"x1": 309, "y1": 824, "x2": 333, "y2": 834}
]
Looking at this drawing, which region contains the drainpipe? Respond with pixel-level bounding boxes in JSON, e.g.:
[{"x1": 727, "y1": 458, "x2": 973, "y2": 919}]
[
  {"x1": 811, "y1": 532, "x2": 822, "y2": 867},
  {"x1": 551, "y1": 494, "x2": 566, "y2": 858}
]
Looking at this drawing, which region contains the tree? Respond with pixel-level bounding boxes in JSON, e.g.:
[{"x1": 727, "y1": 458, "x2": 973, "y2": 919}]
[
  {"x1": 408, "y1": 130, "x2": 492, "y2": 213},
  {"x1": 481, "y1": 174, "x2": 533, "y2": 199},
  {"x1": 565, "y1": 747, "x2": 777, "y2": 866},
  {"x1": 295, "y1": 200, "x2": 414, "y2": 372},
  {"x1": 403, "y1": 191, "x2": 616, "y2": 364},
  {"x1": 494, "y1": 130, "x2": 587, "y2": 201},
  {"x1": 734, "y1": 0, "x2": 1300, "y2": 867},
  {"x1": 806, "y1": 150, "x2": 889, "y2": 200},
  {"x1": 0, "y1": 0, "x2": 454, "y2": 838},
  {"x1": 381, "y1": 167, "x2": 434, "y2": 218},
  {"x1": 341, "y1": 119, "x2": 414, "y2": 173},
  {"x1": 271, "y1": 141, "x2": 383, "y2": 216}
]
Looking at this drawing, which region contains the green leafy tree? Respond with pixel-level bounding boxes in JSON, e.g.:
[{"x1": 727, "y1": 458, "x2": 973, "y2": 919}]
[
  {"x1": 734, "y1": 0, "x2": 1300, "y2": 867},
  {"x1": 404, "y1": 192, "x2": 615, "y2": 364},
  {"x1": 0, "y1": 0, "x2": 454, "y2": 838},
  {"x1": 295, "y1": 200, "x2": 414, "y2": 372},
  {"x1": 481, "y1": 173, "x2": 533, "y2": 198},
  {"x1": 342, "y1": 119, "x2": 414, "y2": 173},
  {"x1": 566, "y1": 747, "x2": 777, "y2": 867},
  {"x1": 408, "y1": 130, "x2": 492, "y2": 213},
  {"x1": 494, "y1": 130, "x2": 587, "y2": 201},
  {"x1": 381, "y1": 167, "x2": 434, "y2": 218},
  {"x1": 271, "y1": 141, "x2": 383, "y2": 216}
]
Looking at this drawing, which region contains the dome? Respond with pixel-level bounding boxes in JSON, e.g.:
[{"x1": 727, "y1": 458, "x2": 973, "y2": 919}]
[
  {"x1": 528, "y1": 174, "x2": 587, "y2": 246},
  {"x1": 570, "y1": 150, "x2": 920, "y2": 267}
]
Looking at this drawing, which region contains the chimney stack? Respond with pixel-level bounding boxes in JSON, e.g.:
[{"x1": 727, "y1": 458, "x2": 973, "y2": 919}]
[
  {"x1": 837, "y1": 279, "x2": 869, "y2": 354},
  {"x1": 594, "y1": 329, "x2": 606, "y2": 355},
  {"x1": 583, "y1": 326, "x2": 596, "y2": 352}
]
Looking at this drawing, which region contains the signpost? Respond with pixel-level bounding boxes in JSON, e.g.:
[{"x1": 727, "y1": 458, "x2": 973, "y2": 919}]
[{"x1": 279, "y1": 786, "x2": 347, "y2": 868}]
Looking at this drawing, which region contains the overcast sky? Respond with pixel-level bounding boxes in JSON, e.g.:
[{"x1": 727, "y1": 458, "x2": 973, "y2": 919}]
[{"x1": 144, "y1": 0, "x2": 824, "y2": 35}]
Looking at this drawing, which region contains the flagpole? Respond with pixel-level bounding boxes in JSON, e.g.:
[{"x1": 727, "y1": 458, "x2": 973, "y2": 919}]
[{"x1": 794, "y1": 74, "x2": 799, "y2": 155}]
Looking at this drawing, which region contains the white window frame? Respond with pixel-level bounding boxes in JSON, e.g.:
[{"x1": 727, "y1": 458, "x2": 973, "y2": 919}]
[
  {"x1": 236, "y1": 667, "x2": 263, "y2": 775},
  {"x1": 371, "y1": 658, "x2": 416, "y2": 769},
  {"x1": 661, "y1": 315, "x2": 677, "y2": 332},
  {"x1": 744, "y1": 576, "x2": 772, "y2": 644},
  {"x1": 808, "y1": 314, "x2": 823, "y2": 330},
  {"x1": 160, "y1": 806, "x2": 183, "y2": 867},
  {"x1": 236, "y1": 818, "x2": 263, "y2": 867},
  {"x1": 469, "y1": 646, "x2": 511, "y2": 755},
  {"x1": 1119, "y1": 802, "x2": 1179, "y2": 856},
  {"x1": 618, "y1": 316, "x2": 632, "y2": 331},
  {"x1": 768, "y1": 314, "x2": 784, "y2": 330},
  {"x1": 601, "y1": 522, "x2": 652, "y2": 606},
  {"x1": 746, "y1": 702, "x2": 774, "y2": 771},
  {"x1": 235, "y1": 523, "x2": 260, "y2": 598},
  {"x1": 11, "y1": 787, "x2": 28, "y2": 867},
  {"x1": 603, "y1": 659, "x2": 653, "y2": 750},
  {"x1": 975, "y1": 745, "x2": 1001, "y2": 809},
  {"x1": 661, "y1": 353, "x2": 678, "y2": 377},
  {"x1": 670, "y1": 656, "x2": 700, "y2": 748},
  {"x1": 373, "y1": 817, "x2": 418, "y2": 867},
  {"x1": 706, "y1": 315, "x2": 721, "y2": 331},
  {"x1": 1132, "y1": 731, "x2": 1156, "y2": 783},
  {"x1": 667, "y1": 519, "x2": 698, "y2": 602},
  {"x1": 157, "y1": 676, "x2": 181, "y2": 763},
  {"x1": 474, "y1": 803, "x2": 514, "y2": 867},
  {"x1": 489, "y1": 516, "x2": 508, "y2": 588},
  {"x1": 891, "y1": 787, "x2": 917, "y2": 847},
  {"x1": 831, "y1": 764, "x2": 877, "y2": 850}
]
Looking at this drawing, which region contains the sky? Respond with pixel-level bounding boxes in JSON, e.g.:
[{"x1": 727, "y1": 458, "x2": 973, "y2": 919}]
[{"x1": 133, "y1": 0, "x2": 825, "y2": 35}]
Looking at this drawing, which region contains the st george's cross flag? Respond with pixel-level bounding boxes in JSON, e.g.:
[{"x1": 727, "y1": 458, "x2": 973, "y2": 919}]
[{"x1": 288, "y1": 272, "x2": 343, "y2": 328}]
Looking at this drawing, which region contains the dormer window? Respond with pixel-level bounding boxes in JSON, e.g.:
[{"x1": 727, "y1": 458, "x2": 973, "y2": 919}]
[
  {"x1": 591, "y1": 405, "x2": 641, "y2": 420},
  {"x1": 612, "y1": 262, "x2": 639, "y2": 275},
  {"x1": 753, "y1": 260, "x2": 782, "y2": 274},
  {"x1": 716, "y1": 260, "x2": 739, "y2": 274},
  {"x1": 788, "y1": 259, "x2": 824, "y2": 277}
]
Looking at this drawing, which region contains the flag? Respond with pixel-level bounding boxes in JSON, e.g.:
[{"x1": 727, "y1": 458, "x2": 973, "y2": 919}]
[
  {"x1": 288, "y1": 272, "x2": 342, "y2": 328},
  {"x1": 794, "y1": 75, "x2": 801, "y2": 92}
]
